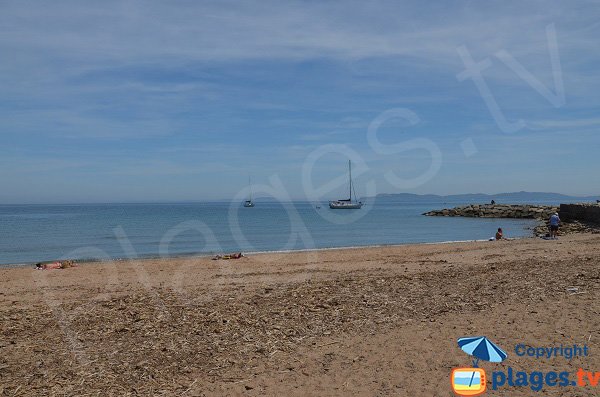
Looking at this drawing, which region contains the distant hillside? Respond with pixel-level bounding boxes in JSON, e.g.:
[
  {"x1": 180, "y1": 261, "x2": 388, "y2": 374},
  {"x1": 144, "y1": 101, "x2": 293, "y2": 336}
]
[{"x1": 373, "y1": 192, "x2": 598, "y2": 204}]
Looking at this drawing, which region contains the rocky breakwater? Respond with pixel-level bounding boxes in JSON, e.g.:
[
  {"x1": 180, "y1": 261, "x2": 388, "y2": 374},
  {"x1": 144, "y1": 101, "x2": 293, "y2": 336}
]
[
  {"x1": 534, "y1": 202, "x2": 600, "y2": 237},
  {"x1": 533, "y1": 220, "x2": 600, "y2": 237},
  {"x1": 423, "y1": 204, "x2": 558, "y2": 219}
]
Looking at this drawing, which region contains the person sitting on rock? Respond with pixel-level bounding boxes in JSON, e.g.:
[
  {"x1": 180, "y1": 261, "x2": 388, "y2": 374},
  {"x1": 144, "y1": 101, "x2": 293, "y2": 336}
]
[{"x1": 549, "y1": 212, "x2": 560, "y2": 239}]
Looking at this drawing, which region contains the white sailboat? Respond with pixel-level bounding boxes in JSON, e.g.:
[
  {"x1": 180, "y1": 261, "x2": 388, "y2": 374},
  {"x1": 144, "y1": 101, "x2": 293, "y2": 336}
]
[
  {"x1": 329, "y1": 160, "x2": 363, "y2": 209},
  {"x1": 243, "y1": 176, "x2": 255, "y2": 207}
]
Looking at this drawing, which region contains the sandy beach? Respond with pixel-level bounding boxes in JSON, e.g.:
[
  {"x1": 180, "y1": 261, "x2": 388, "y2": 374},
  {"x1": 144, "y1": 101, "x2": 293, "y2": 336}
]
[{"x1": 1, "y1": 234, "x2": 599, "y2": 396}]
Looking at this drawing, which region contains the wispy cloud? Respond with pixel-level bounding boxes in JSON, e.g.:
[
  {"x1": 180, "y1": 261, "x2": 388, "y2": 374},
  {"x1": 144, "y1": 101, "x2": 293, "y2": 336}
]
[
  {"x1": 1, "y1": 1, "x2": 599, "y2": 202},
  {"x1": 2, "y1": 2, "x2": 598, "y2": 76}
]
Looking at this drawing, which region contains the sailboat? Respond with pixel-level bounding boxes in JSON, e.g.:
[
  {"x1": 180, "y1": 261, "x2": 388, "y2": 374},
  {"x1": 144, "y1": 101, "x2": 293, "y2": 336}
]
[
  {"x1": 243, "y1": 176, "x2": 255, "y2": 207},
  {"x1": 329, "y1": 160, "x2": 363, "y2": 209}
]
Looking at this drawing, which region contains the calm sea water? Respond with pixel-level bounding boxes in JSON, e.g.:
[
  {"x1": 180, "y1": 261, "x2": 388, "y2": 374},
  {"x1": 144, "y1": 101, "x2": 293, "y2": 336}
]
[{"x1": 0, "y1": 200, "x2": 545, "y2": 265}]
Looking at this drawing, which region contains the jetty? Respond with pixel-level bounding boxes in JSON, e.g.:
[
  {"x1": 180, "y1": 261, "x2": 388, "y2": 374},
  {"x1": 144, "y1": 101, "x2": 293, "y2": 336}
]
[
  {"x1": 423, "y1": 202, "x2": 600, "y2": 237},
  {"x1": 422, "y1": 204, "x2": 558, "y2": 219}
]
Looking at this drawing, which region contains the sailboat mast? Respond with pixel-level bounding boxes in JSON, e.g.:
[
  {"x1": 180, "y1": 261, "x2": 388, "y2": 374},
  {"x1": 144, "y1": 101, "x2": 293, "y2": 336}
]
[
  {"x1": 248, "y1": 176, "x2": 252, "y2": 201},
  {"x1": 348, "y1": 160, "x2": 352, "y2": 201}
]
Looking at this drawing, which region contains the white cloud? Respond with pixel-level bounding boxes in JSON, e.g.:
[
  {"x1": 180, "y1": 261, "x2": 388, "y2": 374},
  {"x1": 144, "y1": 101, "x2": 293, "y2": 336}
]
[
  {"x1": 1, "y1": 1, "x2": 597, "y2": 69},
  {"x1": 1, "y1": 1, "x2": 600, "y2": 202}
]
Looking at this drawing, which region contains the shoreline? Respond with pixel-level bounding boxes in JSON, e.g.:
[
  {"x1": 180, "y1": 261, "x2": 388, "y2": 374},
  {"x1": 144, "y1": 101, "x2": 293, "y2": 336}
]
[{"x1": 0, "y1": 235, "x2": 533, "y2": 269}]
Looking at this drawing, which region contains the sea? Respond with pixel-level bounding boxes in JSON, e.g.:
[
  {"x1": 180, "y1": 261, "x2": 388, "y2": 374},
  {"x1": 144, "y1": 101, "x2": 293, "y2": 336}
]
[{"x1": 0, "y1": 198, "x2": 561, "y2": 266}]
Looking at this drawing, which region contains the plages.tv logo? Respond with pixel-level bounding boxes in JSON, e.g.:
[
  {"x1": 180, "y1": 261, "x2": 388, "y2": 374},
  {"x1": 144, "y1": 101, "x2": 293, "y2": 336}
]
[{"x1": 451, "y1": 336, "x2": 508, "y2": 396}]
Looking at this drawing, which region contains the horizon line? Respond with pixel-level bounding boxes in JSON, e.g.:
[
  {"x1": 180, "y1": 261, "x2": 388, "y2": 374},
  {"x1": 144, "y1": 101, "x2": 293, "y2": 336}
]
[{"x1": 1, "y1": 191, "x2": 598, "y2": 206}]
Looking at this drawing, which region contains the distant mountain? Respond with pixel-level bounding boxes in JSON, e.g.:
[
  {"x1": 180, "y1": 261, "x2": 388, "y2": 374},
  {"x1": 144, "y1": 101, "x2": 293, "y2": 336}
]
[
  {"x1": 252, "y1": 196, "x2": 287, "y2": 202},
  {"x1": 372, "y1": 191, "x2": 598, "y2": 204}
]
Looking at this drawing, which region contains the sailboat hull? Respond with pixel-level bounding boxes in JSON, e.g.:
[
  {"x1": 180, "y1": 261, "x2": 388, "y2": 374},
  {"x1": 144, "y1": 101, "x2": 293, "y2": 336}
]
[
  {"x1": 330, "y1": 160, "x2": 362, "y2": 209},
  {"x1": 329, "y1": 201, "x2": 363, "y2": 209}
]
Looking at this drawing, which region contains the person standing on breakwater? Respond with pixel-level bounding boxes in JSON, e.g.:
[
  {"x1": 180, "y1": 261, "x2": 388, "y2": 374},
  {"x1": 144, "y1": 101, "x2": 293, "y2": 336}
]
[{"x1": 549, "y1": 212, "x2": 560, "y2": 239}]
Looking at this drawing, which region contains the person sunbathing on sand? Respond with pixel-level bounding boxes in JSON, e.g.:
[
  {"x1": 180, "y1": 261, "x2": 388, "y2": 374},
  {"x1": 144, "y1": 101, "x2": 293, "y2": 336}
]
[
  {"x1": 35, "y1": 262, "x2": 60, "y2": 270},
  {"x1": 212, "y1": 252, "x2": 244, "y2": 260},
  {"x1": 35, "y1": 260, "x2": 77, "y2": 270}
]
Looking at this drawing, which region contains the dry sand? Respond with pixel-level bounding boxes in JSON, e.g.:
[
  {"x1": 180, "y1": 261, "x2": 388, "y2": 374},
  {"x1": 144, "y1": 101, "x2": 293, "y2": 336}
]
[{"x1": 1, "y1": 234, "x2": 599, "y2": 396}]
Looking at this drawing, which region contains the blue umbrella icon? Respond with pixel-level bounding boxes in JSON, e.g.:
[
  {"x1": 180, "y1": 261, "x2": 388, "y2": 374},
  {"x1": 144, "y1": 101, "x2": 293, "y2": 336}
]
[
  {"x1": 458, "y1": 336, "x2": 507, "y2": 366},
  {"x1": 457, "y1": 336, "x2": 508, "y2": 387}
]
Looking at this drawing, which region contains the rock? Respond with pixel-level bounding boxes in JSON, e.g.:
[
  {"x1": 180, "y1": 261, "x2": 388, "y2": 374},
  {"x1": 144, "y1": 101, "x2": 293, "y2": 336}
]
[{"x1": 424, "y1": 204, "x2": 561, "y2": 222}]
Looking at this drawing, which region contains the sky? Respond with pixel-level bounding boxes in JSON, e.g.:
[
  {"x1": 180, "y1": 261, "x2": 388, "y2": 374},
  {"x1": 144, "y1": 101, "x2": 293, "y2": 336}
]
[{"x1": 1, "y1": 0, "x2": 599, "y2": 204}]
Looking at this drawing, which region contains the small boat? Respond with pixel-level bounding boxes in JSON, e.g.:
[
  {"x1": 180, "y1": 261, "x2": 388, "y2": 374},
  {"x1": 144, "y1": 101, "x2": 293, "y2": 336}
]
[
  {"x1": 243, "y1": 176, "x2": 255, "y2": 207},
  {"x1": 329, "y1": 160, "x2": 363, "y2": 209}
]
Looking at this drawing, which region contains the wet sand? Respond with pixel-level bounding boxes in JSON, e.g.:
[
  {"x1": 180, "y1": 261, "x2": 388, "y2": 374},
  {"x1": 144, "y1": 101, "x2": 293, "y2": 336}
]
[{"x1": 1, "y1": 234, "x2": 599, "y2": 396}]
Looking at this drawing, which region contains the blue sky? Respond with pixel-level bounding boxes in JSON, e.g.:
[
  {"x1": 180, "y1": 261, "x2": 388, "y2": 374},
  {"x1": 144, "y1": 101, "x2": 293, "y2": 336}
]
[{"x1": 1, "y1": 0, "x2": 599, "y2": 203}]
